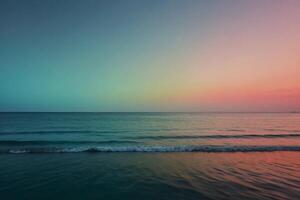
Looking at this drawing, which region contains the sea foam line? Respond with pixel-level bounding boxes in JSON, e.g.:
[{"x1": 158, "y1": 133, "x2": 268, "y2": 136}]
[{"x1": 3, "y1": 145, "x2": 300, "y2": 154}]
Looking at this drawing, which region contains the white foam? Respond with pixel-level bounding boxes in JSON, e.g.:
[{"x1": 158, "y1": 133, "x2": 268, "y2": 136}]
[
  {"x1": 8, "y1": 149, "x2": 29, "y2": 154},
  {"x1": 3, "y1": 145, "x2": 300, "y2": 153}
]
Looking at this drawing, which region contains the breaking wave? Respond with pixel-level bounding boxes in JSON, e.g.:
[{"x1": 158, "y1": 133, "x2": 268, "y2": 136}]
[{"x1": 2, "y1": 145, "x2": 300, "y2": 154}]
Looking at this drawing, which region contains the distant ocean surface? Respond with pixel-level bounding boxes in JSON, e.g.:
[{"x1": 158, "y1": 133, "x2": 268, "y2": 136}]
[{"x1": 0, "y1": 112, "x2": 299, "y2": 199}]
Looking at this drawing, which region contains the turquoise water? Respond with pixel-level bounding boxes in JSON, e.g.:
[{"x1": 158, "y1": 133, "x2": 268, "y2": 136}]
[{"x1": 0, "y1": 113, "x2": 300, "y2": 199}]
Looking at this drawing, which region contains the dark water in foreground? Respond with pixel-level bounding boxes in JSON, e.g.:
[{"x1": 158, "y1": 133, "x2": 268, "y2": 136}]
[
  {"x1": 1, "y1": 152, "x2": 299, "y2": 200},
  {"x1": 0, "y1": 113, "x2": 299, "y2": 199}
]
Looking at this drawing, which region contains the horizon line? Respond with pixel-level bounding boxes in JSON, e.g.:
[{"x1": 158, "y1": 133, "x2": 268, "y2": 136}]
[{"x1": 0, "y1": 111, "x2": 299, "y2": 114}]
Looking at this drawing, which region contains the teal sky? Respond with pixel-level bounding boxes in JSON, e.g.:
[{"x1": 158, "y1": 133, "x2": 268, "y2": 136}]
[{"x1": 1, "y1": 0, "x2": 300, "y2": 112}]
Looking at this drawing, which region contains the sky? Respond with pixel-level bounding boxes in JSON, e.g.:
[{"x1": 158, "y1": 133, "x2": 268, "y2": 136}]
[{"x1": 0, "y1": 0, "x2": 300, "y2": 112}]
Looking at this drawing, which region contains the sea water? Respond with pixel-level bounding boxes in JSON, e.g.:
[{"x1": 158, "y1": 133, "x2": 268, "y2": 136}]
[{"x1": 0, "y1": 112, "x2": 299, "y2": 199}]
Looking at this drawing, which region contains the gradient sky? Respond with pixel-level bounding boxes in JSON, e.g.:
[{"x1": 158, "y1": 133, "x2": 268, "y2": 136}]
[{"x1": 0, "y1": 0, "x2": 300, "y2": 112}]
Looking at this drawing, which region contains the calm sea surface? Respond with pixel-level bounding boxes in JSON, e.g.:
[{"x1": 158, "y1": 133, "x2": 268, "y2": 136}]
[{"x1": 0, "y1": 113, "x2": 299, "y2": 199}]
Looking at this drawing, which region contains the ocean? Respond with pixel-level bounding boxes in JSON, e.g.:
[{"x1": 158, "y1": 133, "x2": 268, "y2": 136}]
[{"x1": 0, "y1": 112, "x2": 299, "y2": 199}]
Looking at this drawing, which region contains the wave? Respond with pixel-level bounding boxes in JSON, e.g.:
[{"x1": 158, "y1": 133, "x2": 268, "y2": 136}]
[
  {"x1": 126, "y1": 133, "x2": 300, "y2": 140},
  {"x1": 0, "y1": 140, "x2": 140, "y2": 145},
  {"x1": 0, "y1": 130, "x2": 129, "y2": 135},
  {"x1": 263, "y1": 128, "x2": 300, "y2": 132},
  {"x1": 1, "y1": 130, "x2": 300, "y2": 139},
  {"x1": 2, "y1": 145, "x2": 300, "y2": 154}
]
